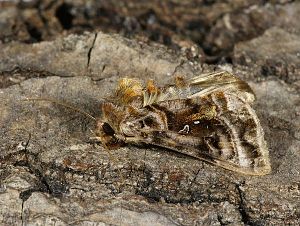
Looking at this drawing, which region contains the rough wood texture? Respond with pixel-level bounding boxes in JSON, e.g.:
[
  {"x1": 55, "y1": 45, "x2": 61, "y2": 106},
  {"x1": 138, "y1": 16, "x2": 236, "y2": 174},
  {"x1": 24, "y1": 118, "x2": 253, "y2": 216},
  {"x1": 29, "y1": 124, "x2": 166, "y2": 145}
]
[
  {"x1": 0, "y1": 1, "x2": 300, "y2": 225},
  {"x1": 1, "y1": 29, "x2": 299, "y2": 225}
]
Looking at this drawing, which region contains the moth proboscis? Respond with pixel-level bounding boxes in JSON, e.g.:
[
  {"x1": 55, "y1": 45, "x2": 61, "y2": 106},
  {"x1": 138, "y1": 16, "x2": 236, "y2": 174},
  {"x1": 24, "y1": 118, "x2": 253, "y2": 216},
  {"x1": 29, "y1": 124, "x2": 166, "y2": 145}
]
[{"x1": 26, "y1": 71, "x2": 271, "y2": 176}]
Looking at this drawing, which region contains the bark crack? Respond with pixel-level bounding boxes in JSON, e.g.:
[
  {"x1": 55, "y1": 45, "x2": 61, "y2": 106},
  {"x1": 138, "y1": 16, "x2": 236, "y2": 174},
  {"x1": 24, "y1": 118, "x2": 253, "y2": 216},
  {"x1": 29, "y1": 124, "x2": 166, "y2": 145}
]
[
  {"x1": 21, "y1": 199, "x2": 25, "y2": 226},
  {"x1": 87, "y1": 33, "x2": 98, "y2": 69},
  {"x1": 236, "y1": 183, "x2": 251, "y2": 225}
]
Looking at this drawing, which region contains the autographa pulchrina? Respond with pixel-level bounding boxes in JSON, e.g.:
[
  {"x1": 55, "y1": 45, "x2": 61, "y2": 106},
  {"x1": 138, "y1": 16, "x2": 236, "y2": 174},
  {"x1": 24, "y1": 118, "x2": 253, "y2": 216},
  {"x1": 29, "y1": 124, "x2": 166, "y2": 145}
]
[{"x1": 96, "y1": 71, "x2": 271, "y2": 176}]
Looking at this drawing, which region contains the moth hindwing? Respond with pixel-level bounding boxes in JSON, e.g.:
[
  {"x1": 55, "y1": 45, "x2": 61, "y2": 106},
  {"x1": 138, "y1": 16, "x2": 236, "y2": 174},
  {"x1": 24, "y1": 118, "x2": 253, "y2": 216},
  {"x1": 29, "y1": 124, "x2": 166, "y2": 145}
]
[{"x1": 96, "y1": 71, "x2": 271, "y2": 176}]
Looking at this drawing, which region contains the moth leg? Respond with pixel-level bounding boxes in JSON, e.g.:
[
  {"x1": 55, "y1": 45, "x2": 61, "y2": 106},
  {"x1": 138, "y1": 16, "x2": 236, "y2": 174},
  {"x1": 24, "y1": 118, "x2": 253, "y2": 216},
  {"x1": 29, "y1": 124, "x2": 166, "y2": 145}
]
[
  {"x1": 88, "y1": 136, "x2": 102, "y2": 144},
  {"x1": 124, "y1": 136, "x2": 145, "y2": 144}
]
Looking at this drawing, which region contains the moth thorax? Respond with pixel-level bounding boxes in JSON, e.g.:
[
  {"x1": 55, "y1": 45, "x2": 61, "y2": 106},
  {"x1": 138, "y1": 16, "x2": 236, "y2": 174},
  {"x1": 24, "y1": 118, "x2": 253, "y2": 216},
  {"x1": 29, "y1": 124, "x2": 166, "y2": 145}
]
[{"x1": 115, "y1": 78, "x2": 143, "y2": 104}]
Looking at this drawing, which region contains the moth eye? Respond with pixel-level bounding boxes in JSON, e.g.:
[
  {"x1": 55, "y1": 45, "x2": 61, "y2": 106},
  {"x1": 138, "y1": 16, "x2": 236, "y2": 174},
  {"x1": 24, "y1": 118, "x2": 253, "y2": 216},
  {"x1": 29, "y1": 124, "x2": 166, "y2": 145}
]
[
  {"x1": 144, "y1": 117, "x2": 154, "y2": 126},
  {"x1": 102, "y1": 122, "x2": 115, "y2": 136}
]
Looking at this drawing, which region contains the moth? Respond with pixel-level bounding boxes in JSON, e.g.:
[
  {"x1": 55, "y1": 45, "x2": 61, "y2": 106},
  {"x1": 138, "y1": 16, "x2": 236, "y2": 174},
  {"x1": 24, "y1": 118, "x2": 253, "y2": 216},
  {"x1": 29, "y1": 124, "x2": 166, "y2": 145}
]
[{"x1": 96, "y1": 71, "x2": 271, "y2": 176}]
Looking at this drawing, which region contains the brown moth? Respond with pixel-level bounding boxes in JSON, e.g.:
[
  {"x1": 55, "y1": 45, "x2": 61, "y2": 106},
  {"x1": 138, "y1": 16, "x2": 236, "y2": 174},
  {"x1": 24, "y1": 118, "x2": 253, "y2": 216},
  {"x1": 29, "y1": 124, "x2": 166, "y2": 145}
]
[{"x1": 96, "y1": 71, "x2": 271, "y2": 176}]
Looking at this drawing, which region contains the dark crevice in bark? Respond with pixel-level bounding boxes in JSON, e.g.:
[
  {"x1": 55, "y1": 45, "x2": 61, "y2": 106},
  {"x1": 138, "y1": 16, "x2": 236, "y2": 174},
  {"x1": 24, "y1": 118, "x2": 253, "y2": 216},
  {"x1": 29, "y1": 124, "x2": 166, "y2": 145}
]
[
  {"x1": 87, "y1": 33, "x2": 98, "y2": 69},
  {"x1": 21, "y1": 198, "x2": 25, "y2": 226},
  {"x1": 6, "y1": 135, "x2": 69, "y2": 201},
  {"x1": 55, "y1": 3, "x2": 74, "y2": 30},
  {"x1": 217, "y1": 214, "x2": 227, "y2": 226},
  {"x1": 236, "y1": 184, "x2": 252, "y2": 225},
  {"x1": 0, "y1": 68, "x2": 73, "y2": 89}
]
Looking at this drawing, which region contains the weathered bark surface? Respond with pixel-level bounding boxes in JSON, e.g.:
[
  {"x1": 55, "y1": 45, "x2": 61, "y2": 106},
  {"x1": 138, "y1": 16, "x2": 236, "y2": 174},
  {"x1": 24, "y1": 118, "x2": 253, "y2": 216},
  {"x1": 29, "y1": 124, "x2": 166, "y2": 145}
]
[
  {"x1": 1, "y1": 29, "x2": 299, "y2": 225},
  {"x1": 1, "y1": 0, "x2": 300, "y2": 62},
  {"x1": 0, "y1": 1, "x2": 300, "y2": 226}
]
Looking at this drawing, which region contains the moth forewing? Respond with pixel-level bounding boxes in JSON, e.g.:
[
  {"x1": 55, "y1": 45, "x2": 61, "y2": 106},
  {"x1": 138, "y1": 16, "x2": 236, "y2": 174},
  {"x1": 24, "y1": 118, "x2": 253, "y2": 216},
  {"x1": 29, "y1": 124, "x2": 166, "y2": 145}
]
[
  {"x1": 125, "y1": 127, "x2": 270, "y2": 176},
  {"x1": 139, "y1": 94, "x2": 270, "y2": 175}
]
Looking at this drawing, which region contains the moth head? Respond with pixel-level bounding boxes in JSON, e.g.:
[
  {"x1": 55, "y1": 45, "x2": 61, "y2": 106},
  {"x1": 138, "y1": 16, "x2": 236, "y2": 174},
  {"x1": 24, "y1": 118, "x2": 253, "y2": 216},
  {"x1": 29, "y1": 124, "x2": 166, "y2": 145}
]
[
  {"x1": 97, "y1": 103, "x2": 148, "y2": 144},
  {"x1": 96, "y1": 118, "x2": 141, "y2": 145},
  {"x1": 118, "y1": 106, "x2": 148, "y2": 137},
  {"x1": 96, "y1": 102, "x2": 127, "y2": 148},
  {"x1": 96, "y1": 119, "x2": 133, "y2": 150},
  {"x1": 119, "y1": 107, "x2": 168, "y2": 138}
]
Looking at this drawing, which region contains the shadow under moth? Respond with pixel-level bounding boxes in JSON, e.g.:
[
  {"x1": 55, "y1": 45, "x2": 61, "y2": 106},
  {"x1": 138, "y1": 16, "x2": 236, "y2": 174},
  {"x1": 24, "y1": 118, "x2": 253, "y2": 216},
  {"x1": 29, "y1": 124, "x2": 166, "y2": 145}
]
[{"x1": 96, "y1": 71, "x2": 271, "y2": 176}]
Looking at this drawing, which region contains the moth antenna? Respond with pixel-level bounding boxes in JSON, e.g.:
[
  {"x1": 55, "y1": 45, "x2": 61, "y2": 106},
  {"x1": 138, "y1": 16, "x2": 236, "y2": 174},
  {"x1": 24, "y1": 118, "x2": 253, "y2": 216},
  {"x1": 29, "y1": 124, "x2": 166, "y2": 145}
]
[{"x1": 23, "y1": 97, "x2": 96, "y2": 121}]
